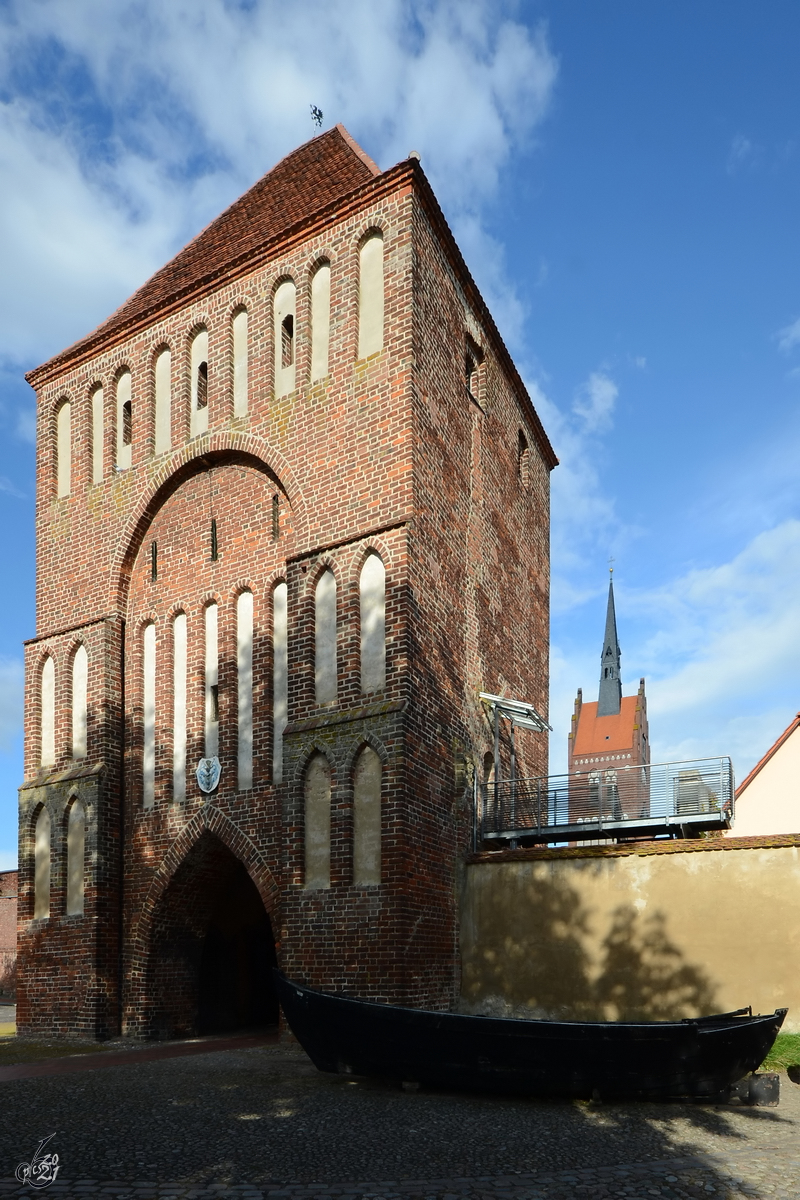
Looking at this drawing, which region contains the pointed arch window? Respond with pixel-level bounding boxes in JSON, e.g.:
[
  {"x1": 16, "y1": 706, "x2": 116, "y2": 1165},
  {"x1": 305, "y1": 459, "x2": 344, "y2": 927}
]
[
  {"x1": 360, "y1": 553, "x2": 386, "y2": 694},
  {"x1": 232, "y1": 308, "x2": 249, "y2": 417},
  {"x1": 273, "y1": 582, "x2": 288, "y2": 783},
  {"x1": 56, "y1": 400, "x2": 71, "y2": 497},
  {"x1": 143, "y1": 623, "x2": 156, "y2": 808},
  {"x1": 116, "y1": 370, "x2": 132, "y2": 471},
  {"x1": 353, "y1": 745, "x2": 381, "y2": 886},
  {"x1": 190, "y1": 328, "x2": 209, "y2": 438},
  {"x1": 34, "y1": 807, "x2": 51, "y2": 920},
  {"x1": 518, "y1": 431, "x2": 530, "y2": 486},
  {"x1": 311, "y1": 262, "x2": 331, "y2": 381},
  {"x1": 315, "y1": 569, "x2": 337, "y2": 705},
  {"x1": 40, "y1": 656, "x2": 55, "y2": 767},
  {"x1": 274, "y1": 281, "x2": 296, "y2": 397},
  {"x1": 358, "y1": 232, "x2": 384, "y2": 359},
  {"x1": 154, "y1": 348, "x2": 172, "y2": 455},
  {"x1": 304, "y1": 753, "x2": 331, "y2": 889},
  {"x1": 91, "y1": 386, "x2": 104, "y2": 483},
  {"x1": 66, "y1": 799, "x2": 85, "y2": 916},
  {"x1": 71, "y1": 644, "x2": 88, "y2": 760}
]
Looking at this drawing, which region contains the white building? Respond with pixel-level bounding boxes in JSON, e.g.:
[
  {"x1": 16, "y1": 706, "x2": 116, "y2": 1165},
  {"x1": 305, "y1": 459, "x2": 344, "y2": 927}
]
[{"x1": 728, "y1": 714, "x2": 800, "y2": 837}]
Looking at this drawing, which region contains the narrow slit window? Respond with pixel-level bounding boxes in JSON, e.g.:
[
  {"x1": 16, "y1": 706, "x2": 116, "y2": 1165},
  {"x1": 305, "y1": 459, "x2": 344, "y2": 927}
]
[
  {"x1": 197, "y1": 362, "x2": 208, "y2": 409},
  {"x1": 315, "y1": 569, "x2": 337, "y2": 705},
  {"x1": 310, "y1": 263, "x2": 331, "y2": 382},
  {"x1": 40, "y1": 656, "x2": 55, "y2": 767},
  {"x1": 154, "y1": 348, "x2": 172, "y2": 455},
  {"x1": 210, "y1": 518, "x2": 218, "y2": 561},
  {"x1": 122, "y1": 399, "x2": 132, "y2": 446},
  {"x1": 304, "y1": 753, "x2": 331, "y2": 889},
  {"x1": 360, "y1": 553, "x2": 386, "y2": 694},
  {"x1": 272, "y1": 493, "x2": 280, "y2": 540},
  {"x1": 281, "y1": 315, "x2": 294, "y2": 368},
  {"x1": 151, "y1": 541, "x2": 158, "y2": 582},
  {"x1": 353, "y1": 746, "x2": 382, "y2": 886}
]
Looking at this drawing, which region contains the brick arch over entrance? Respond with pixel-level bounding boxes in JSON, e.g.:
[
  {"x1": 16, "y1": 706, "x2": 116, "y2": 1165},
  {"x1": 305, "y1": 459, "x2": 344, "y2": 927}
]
[{"x1": 124, "y1": 806, "x2": 280, "y2": 1038}]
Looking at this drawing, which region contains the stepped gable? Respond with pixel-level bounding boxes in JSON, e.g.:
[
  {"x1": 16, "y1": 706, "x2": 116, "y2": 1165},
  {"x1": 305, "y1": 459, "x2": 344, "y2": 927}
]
[{"x1": 29, "y1": 124, "x2": 380, "y2": 379}]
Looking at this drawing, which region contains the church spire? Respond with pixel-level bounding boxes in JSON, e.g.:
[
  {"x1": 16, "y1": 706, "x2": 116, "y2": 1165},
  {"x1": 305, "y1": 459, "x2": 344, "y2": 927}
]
[{"x1": 597, "y1": 573, "x2": 622, "y2": 716}]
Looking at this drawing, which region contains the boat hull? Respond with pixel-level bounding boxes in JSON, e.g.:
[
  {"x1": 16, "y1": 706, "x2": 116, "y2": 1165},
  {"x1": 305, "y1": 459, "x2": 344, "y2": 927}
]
[{"x1": 274, "y1": 972, "x2": 787, "y2": 1101}]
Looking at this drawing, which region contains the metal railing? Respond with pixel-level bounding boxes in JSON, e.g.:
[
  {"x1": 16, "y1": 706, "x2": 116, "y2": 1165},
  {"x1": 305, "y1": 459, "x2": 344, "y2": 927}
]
[{"x1": 481, "y1": 757, "x2": 734, "y2": 846}]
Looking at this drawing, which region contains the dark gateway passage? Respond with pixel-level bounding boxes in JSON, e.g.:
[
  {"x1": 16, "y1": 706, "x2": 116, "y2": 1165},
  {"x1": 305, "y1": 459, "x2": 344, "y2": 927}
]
[{"x1": 148, "y1": 832, "x2": 278, "y2": 1039}]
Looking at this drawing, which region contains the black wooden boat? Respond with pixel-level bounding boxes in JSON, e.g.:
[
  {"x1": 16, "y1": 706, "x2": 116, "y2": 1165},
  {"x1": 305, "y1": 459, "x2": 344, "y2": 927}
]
[{"x1": 274, "y1": 971, "x2": 787, "y2": 1101}]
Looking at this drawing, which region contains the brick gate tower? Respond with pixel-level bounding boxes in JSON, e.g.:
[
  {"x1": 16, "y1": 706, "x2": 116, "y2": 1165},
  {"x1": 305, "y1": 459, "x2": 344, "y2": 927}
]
[{"x1": 18, "y1": 126, "x2": 556, "y2": 1039}]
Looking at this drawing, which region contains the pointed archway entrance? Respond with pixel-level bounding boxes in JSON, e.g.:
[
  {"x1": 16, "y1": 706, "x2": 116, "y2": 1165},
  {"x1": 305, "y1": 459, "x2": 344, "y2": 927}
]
[{"x1": 147, "y1": 832, "x2": 278, "y2": 1038}]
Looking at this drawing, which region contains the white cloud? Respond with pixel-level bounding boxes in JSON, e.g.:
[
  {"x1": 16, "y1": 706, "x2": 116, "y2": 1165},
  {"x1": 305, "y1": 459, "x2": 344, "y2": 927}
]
[
  {"x1": 572, "y1": 370, "x2": 618, "y2": 432},
  {"x1": 0, "y1": 659, "x2": 23, "y2": 754},
  {"x1": 777, "y1": 316, "x2": 800, "y2": 353},
  {"x1": 727, "y1": 133, "x2": 755, "y2": 174},
  {"x1": 0, "y1": 0, "x2": 558, "y2": 371}
]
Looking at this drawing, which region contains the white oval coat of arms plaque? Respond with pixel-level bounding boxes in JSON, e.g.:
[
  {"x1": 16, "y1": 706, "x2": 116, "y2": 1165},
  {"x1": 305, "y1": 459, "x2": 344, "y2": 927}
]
[{"x1": 196, "y1": 756, "x2": 222, "y2": 794}]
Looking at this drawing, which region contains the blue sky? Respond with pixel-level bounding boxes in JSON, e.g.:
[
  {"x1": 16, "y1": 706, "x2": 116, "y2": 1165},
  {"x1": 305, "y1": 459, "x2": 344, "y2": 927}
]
[{"x1": 2, "y1": 0, "x2": 800, "y2": 863}]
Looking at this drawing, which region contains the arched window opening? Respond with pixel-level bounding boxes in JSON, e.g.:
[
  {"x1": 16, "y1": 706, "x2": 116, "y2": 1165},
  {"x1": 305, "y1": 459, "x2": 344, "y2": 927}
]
[
  {"x1": 143, "y1": 623, "x2": 156, "y2": 808},
  {"x1": 173, "y1": 612, "x2": 187, "y2": 803},
  {"x1": 71, "y1": 644, "x2": 88, "y2": 760},
  {"x1": 190, "y1": 329, "x2": 209, "y2": 438},
  {"x1": 353, "y1": 745, "x2": 381, "y2": 886},
  {"x1": 56, "y1": 400, "x2": 71, "y2": 497},
  {"x1": 274, "y1": 281, "x2": 296, "y2": 397},
  {"x1": 281, "y1": 315, "x2": 294, "y2": 368},
  {"x1": 358, "y1": 232, "x2": 384, "y2": 360},
  {"x1": 40, "y1": 656, "x2": 55, "y2": 768},
  {"x1": 465, "y1": 353, "x2": 478, "y2": 397},
  {"x1": 34, "y1": 807, "x2": 51, "y2": 920},
  {"x1": 66, "y1": 799, "x2": 85, "y2": 916},
  {"x1": 91, "y1": 387, "x2": 104, "y2": 483},
  {"x1": 315, "y1": 569, "x2": 337, "y2": 705},
  {"x1": 311, "y1": 263, "x2": 331, "y2": 382},
  {"x1": 273, "y1": 582, "x2": 288, "y2": 783},
  {"x1": 205, "y1": 603, "x2": 219, "y2": 759},
  {"x1": 116, "y1": 370, "x2": 132, "y2": 470},
  {"x1": 154, "y1": 348, "x2": 172, "y2": 455},
  {"x1": 232, "y1": 308, "x2": 249, "y2": 417},
  {"x1": 518, "y1": 430, "x2": 530, "y2": 486},
  {"x1": 237, "y1": 591, "x2": 253, "y2": 790},
  {"x1": 304, "y1": 753, "x2": 331, "y2": 889},
  {"x1": 360, "y1": 553, "x2": 386, "y2": 694}
]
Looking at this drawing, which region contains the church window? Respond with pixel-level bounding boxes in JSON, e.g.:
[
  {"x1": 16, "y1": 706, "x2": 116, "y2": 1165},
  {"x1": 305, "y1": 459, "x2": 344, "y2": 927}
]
[
  {"x1": 116, "y1": 370, "x2": 132, "y2": 470},
  {"x1": 237, "y1": 590, "x2": 253, "y2": 790},
  {"x1": 204, "y1": 602, "x2": 219, "y2": 759},
  {"x1": 272, "y1": 493, "x2": 280, "y2": 541},
  {"x1": 40, "y1": 656, "x2": 55, "y2": 767},
  {"x1": 91, "y1": 387, "x2": 104, "y2": 483},
  {"x1": 359, "y1": 553, "x2": 385, "y2": 694},
  {"x1": 210, "y1": 518, "x2": 218, "y2": 561},
  {"x1": 518, "y1": 431, "x2": 530, "y2": 486},
  {"x1": 304, "y1": 753, "x2": 331, "y2": 889},
  {"x1": 190, "y1": 328, "x2": 209, "y2": 438},
  {"x1": 33, "y1": 807, "x2": 51, "y2": 920},
  {"x1": 154, "y1": 348, "x2": 172, "y2": 455},
  {"x1": 315, "y1": 569, "x2": 337, "y2": 705},
  {"x1": 358, "y1": 232, "x2": 384, "y2": 359},
  {"x1": 66, "y1": 799, "x2": 85, "y2": 917},
  {"x1": 151, "y1": 542, "x2": 158, "y2": 582},
  {"x1": 274, "y1": 281, "x2": 296, "y2": 397},
  {"x1": 172, "y1": 612, "x2": 187, "y2": 803},
  {"x1": 353, "y1": 745, "x2": 381, "y2": 886},
  {"x1": 143, "y1": 623, "x2": 156, "y2": 808},
  {"x1": 272, "y1": 582, "x2": 288, "y2": 782},
  {"x1": 232, "y1": 308, "x2": 249, "y2": 417},
  {"x1": 464, "y1": 338, "x2": 483, "y2": 403},
  {"x1": 71, "y1": 644, "x2": 88, "y2": 760},
  {"x1": 311, "y1": 262, "x2": 331, "y2": 381},
  {"x1": 56, "y1": 400, "x2": 71, "y2": 498}
]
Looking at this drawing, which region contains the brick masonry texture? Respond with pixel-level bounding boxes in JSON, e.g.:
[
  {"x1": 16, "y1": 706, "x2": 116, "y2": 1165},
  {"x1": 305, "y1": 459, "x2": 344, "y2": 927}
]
[{"x1": 19, "y1": 128, "x2": 555, "y2": 1038}]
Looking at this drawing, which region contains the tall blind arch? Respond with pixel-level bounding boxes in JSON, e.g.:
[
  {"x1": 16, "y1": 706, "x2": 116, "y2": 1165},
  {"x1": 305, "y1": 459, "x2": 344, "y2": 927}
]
[
  {"x1": 311, "y1": 263, "x2": 331, "y2": 382},
  {"x1": 274, "y1": 280, "x2": 296, "y2": 397},
  {"x1": 360, "y1": 553, "x2": 386, "y2": 694},
  {"x1": 34, "y1": 807, "x2": 51, "y2": 920},
  {"x1": 232, "y1": 308, "x2": 249, "y2": 417},
  {"x1": 304, "y1": 753, "x2": 331, "y2": 889},
  {"x1": 205, "y1": 603, "x2": 219, "y2": 758},
  {"x1": 56, "y1": 401, "x2": 71, "y2": 497},
  {"x1": 154, "y1": 349, "x2": 172, "y2": 455},
  {"x1": 172, "y1": 612, "x2": 187, "y2": 803},
  {"x1": 66, "y1": 799, "x2": 85, "y2": 916},
  {"x1": 40, "y1": 656, "x2": 55, "y2": 767},
  {"x1": 315, "y1": 570, "x2": 337, "y2": 705},
  {"x1": 273, "y1": 582, "x2": 288, "y2": 783},
  {"x1": 358, "y1": 233, "x2": 384, "y2": 359},
  {"x1": 353, "y1": 745, "x2": 382, "y2": 886},
  {"x1": 237, "y1": 590, "x2": 253, "y2": 790},
  {"x1": 91, "y1": 387, "x2": 104, "y2": 483},
  {"x1": 142, "y1": 623, "x2": 156, "y2": 808},
  {"x1": 71, "y1": 644, "x2": 88, "y2": 759},
  {"x1": 190, "y1": 327, "x2": 209, "y2": 438},
  {"x1": 116, "y1": 371, "x2": 132, "y2": 470}
]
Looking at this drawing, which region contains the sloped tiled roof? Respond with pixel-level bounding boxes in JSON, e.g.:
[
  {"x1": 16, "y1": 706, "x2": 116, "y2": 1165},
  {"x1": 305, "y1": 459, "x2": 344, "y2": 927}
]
[
  {"x1": 572, "y1": 695, "x2": 640, "y2": 756},
  {"x1": 29, "y1": 124, "x2": 380, "y2": 381}
]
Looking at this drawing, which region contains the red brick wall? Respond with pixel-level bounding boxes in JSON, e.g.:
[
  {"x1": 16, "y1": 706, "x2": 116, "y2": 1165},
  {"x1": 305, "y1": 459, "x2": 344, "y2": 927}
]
[{"x1": 19, "y1": 157, "x2": 553, "y2": 1037}]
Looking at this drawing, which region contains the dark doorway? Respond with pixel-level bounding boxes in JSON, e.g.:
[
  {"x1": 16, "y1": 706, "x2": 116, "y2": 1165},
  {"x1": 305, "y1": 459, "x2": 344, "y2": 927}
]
[{"x1": 148, "y1": 832, "x2": 278, "y2": 1039}]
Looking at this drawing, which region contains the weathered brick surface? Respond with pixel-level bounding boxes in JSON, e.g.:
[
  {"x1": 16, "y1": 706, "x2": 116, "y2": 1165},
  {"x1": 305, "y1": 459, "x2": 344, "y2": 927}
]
[{"x1": 19, "y1": 132, "x2": 554, "y2": 1038}]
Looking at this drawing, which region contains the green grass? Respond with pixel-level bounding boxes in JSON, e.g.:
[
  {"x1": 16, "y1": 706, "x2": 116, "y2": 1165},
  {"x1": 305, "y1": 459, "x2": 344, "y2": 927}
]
[{"x1": 760, "y1": 1032, "x2": 800, "y2": 1071}]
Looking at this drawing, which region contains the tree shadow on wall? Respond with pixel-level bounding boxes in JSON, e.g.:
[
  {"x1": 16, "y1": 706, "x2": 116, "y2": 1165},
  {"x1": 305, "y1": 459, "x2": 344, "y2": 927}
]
[{"x1": 461, "y1": 868, "x2": 719, "y2": 1022}]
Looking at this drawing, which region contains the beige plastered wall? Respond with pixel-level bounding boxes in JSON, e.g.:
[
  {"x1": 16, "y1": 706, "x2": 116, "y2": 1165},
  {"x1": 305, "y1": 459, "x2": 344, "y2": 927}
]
[
  {"x1": 727, "y1": 723, "x2": 800, "y2": 837},
  {"x1": 459, "y1": 836, "x2": 800, "y2": 1032}
]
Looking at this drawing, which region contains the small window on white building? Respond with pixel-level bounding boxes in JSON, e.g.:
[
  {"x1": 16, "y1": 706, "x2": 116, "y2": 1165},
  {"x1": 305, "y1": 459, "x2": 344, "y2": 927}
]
[
  {"x1": 311, "y1": 263, "x2": 331, "y2": 382},
  {"x1": 66, "y1": 799, "x2": 85, "y2": 917},
  {"x1": 232, "y1": 308, "x2": 249, "y2": 417},
  {"x1": 190, "y1": 328, "x2": 209, "y2": 438},
  {"x1": 56, "y1": 400, "x2": 71, "y2": 497},
  {"x1": 154, "y1": 349, "x2": 172, "y2": 455},
  {"x1": 274, "y1": 281, "x2": 296, "y2": 397},
  {"x1": 315, "y1": 569, "x2": 337, "y2": 705},
  {"x1": 71, "y1": 644, "x2": 88, "y2": 760},
  {"x1": 358, "y1": 232, "x2": 384, "y2": 359},
  {"x1": 116, "y1": 370, "x2": 132, "y2": 471}
]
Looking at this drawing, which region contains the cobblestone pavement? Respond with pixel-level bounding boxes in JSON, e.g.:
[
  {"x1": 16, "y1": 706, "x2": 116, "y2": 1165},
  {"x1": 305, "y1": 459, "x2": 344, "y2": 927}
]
[{"x1": 0, "y1": 1042, "x2": 796, "y2": 1199}]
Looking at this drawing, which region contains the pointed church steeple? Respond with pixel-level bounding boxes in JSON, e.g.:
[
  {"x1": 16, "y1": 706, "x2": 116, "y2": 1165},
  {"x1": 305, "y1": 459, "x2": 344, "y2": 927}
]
[{"x1": 597, "y1": 573, "x2": 622, "y2": 716}]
